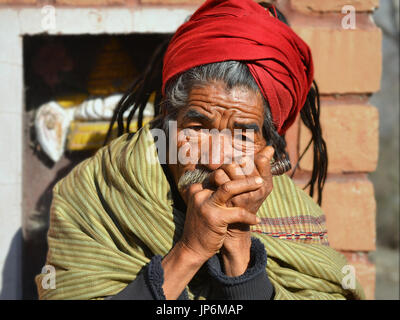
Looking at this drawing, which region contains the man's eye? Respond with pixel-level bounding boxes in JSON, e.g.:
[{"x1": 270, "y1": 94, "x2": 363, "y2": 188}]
[
  {"x1": 235, "y1": 134, "x2": 254, "y2": 142},
  {"x1": 187, "y1": 125, "x2": 203, "y2": 131}
]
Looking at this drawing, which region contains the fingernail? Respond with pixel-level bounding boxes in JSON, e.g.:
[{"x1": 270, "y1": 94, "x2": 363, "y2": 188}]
[
  {"x1": 256, "y1": 217, "x2": 261, "y2": 224},
  {"x1": 255, "y1": 177, "x2": 263, "y2": 184}
]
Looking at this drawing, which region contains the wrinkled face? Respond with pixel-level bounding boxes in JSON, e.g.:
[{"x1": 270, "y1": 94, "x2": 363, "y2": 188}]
[{"x1": 167, "y1": 81, "x2": 267, "y2": 199}]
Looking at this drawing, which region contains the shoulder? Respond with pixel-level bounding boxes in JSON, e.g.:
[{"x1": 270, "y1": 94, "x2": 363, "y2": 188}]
[{"x1": 53, "y1": 132, "x2": 134, "y2": 196}]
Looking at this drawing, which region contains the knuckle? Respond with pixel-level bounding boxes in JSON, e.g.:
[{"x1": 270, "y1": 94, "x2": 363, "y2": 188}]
[
  {"x1": 240, "y1": 191, "x2": 250, "y2": 203},
  {"x1": 231, "y1": 194, "x2": 243, "y2": 207},
  {"x1": 187, "y1": 184, "x2": 198, "y2": 196},
  {"x1": 214, "y1": 169, "x2": 226, "y2": 183},
  {"x1": 237, "y1": 208, "x2": 247, "y2": 218},
  {"x1": 221, "y1": 182, "x2": 232, "y2": 194},
  {"x1": 199, "y1": 202, "x2": 212, "y2": 218},
  {"x1": 215, "y1": 168, "x2": 224, "y2": 178},
  {"x1": 255, "y1": 188, "x2": 265, "y2": 199},
  {"x1": 227, "y1": 163, "x2": 242, "y2": 175},
  {"x1": 256, "y1": 154, "x2": 269, "y2": 165},
  {"x1": 203, "y1": 209, "x2": 220, "y2": 225},
  {"x1": 193, "y1": 192, "x2": 203, "y2": 205},
  {"x1": 208, "y1": 214, "x2": 219, "y2": 226},
  {"x1": 246, "y1": 176, "x2": 257, "y2": 186}
]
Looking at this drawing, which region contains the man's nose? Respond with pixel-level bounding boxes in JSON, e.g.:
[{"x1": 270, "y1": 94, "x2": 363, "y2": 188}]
[{"x1": 199, "y1": 133, "x2": 234, "y2": 171}]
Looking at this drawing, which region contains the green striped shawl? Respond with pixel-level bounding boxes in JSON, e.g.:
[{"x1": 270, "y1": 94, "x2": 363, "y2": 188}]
[{"x1": 36, "y1": 124, "x2": 365, "y2": 300}]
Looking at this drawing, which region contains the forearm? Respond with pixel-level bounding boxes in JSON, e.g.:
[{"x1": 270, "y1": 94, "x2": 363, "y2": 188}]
[
  {"x1": 108, "y1": 254, "x2": 189, "y2": 300},
  {"x1": 161, "y1": 241, "x2": 205, "y2": 299},
  {"x1": 109, "y1": 241, "x2": 203, "y2": 300}
]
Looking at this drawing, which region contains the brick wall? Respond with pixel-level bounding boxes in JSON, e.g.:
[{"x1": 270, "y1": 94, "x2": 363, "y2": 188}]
[
  {"x1": 0, "y1": 0, "x2": 380, "y2": 299},
  {"x1": 281, "y1": 0, "x2": 381, "y2": 300}
]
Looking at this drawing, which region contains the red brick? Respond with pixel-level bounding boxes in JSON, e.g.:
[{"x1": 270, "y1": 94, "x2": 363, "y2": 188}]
[
  {"x1": 298, "y1": 103, "x2": 379, "y2": 173},
  {"x1": 340, "y1": 251, "x2": 376, "y2": 300},
  {"x1": 55, "y1": 0, "x2": 125, "y2": 5},
  {"x1": 289, "y1": 0, "x2": 379, "y2": 13},
  {"x1": 294, "y1": 174, "x2": 376, "y2": 251},
  {"x1": 291, "y1": 25, "x2": 382, "y2": 94}
]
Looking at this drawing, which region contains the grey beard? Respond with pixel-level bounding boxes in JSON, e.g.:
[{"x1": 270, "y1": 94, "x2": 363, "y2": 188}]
[{"x1": 177, "y1": 168, "x2": 213, "y2": 192}]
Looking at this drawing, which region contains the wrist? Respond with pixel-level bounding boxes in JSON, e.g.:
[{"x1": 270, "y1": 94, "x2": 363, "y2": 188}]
[
  {"x1": 162, "y1": 241, "x2": 205, "y2": 278},
  {"x1": 222, "y1": 232, "x2": 251, "y2": 256},
  {"x1": 220, "y1": 241, "x2": 251, "y2": 277},
  {"x1": 161, "y1": 241, "x2": 205, "y2": 299},
  {"x1": 174, "y1": 240, "x2": 208, "y2": 268}
]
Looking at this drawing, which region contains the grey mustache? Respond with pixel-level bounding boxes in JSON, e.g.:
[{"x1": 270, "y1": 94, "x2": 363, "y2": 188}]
[
  {"x1": 177, "y1": 168, "x2": 213, "y2": 191},
  {"x1": 177, "y1": 158, "x2": 292, "y2": 191}
]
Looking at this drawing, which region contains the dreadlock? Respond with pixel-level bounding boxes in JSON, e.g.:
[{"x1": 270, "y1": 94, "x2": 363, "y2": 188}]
[
  {"x1": 296, "y1": 81, "x2": 328, "y2": 205},
  {"x1": 105, "y1": 5, "x2": 328, "y2": 205}
]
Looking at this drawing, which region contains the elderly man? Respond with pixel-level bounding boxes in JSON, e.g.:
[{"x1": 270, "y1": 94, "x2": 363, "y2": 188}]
[{"x1": 36, "y1": 0, "x2": 364, "y2": 300}]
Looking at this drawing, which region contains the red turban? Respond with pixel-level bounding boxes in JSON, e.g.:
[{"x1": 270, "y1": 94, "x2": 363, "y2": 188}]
[{"x1": 162, "y1": 0, "x2": 314, "y2": 135}]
